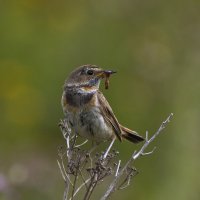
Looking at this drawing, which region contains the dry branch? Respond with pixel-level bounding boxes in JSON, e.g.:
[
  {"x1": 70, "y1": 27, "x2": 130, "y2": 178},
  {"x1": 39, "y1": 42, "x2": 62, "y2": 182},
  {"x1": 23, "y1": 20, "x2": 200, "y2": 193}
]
[{"x1": 57, "y1": 113, "x2": 173, "y2": 200}]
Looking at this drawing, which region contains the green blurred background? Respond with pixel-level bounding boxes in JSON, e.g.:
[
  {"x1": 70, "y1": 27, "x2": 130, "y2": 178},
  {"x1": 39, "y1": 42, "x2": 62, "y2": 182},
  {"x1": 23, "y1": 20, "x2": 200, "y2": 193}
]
[{"x1": 0, "y1": 0, "x2": 200, "y2": 199}]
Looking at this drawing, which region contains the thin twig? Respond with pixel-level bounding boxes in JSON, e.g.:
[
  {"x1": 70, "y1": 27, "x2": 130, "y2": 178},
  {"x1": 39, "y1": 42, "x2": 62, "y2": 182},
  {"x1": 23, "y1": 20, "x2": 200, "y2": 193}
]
[
  {"x1": 71, "y1": 169, "x2": 78, "y2": 200},
  {"x1": 58, "y1": 159, "x2": 71, "y2": 200},
  {"x1": 66, "y1": 136, "x2": 70, "y2": 157},
  {"x1": 84, "y1": 173, "x2": 98, "y2": 200},
  {"x1": 57, "y1": 160, "x2": 73, "y2": 186},
  {"x1": 100, "y1": 113, "x2": 173, "y2": 200},
  {"x1": 115, "y1": 160, "x2": 121, "y2": 177},
  {"x1": 118, "y1": 168, "x2": 138, "y2": 190},
  {"x1": 100, "y1": 157, "x2": 133, "y2": 200},
  {"x1": 71, "y1": 134, "x2": 78, "y2": 148},
  {"x1": 87, "y1": 178, "x2": 98, "y2": 200},
  {"x1": 79, "y1": 169, "x2": 89, "y2": 190},
  {"x1": 83, "y1": 176, "x2": 95, "y2": 200},
  {"x1": 71, "y1": 154, "x2": 81, "y2": 200},
  {"x1": 103, "y1": 138, "x2": 116, "y2": 159},
  {"x1": 61, "y1": 157, "x2": 69, "y2": 180},
  {"x1": 63, "y1": 181, "x2": 70, "y2": 200},
  {"x1": 57, "y1": 160, "x2": 66, "y2": 182},
  {"x1": 69, "y1": 178, "x2": 91, "y2": 200},
  {"x1": 141, "y1": 146, "x2": 156, "y2": 156},
  {"x1": 133, "y1": 113, "x2": 173, "y2": 160},
  {"x1": 75, "y1": 140, "x2": 88, "y2": 148},
  {"x1": 119, "y1": 177, "x2": 131, "y2": 190}
]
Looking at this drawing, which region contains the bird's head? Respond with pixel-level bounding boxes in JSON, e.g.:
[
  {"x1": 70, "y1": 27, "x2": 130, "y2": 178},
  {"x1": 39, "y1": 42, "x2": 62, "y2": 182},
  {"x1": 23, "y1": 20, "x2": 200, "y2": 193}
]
[{"x1": 64, "y1": 64, "x2": 116, "y2": 90}]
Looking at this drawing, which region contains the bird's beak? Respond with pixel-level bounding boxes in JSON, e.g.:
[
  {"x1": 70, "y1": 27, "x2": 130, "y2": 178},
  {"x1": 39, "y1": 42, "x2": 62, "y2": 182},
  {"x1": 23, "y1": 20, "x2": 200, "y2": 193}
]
[
  {"x1": 98, "y1": 70, "x2": 116, "y2": 79},
  {"x1": 103, "y1": 70, "x2": 117, "y2": 76},
  {"x1": 95, "y1": 69, "x2": 116, "y2": 79}
]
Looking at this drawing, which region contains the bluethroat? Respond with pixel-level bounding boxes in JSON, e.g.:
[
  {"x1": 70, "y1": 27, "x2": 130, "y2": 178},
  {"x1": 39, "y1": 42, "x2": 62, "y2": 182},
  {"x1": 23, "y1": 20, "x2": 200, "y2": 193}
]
[{"x1": 61, "y1": 64, "x2": 144, "y2": 144}]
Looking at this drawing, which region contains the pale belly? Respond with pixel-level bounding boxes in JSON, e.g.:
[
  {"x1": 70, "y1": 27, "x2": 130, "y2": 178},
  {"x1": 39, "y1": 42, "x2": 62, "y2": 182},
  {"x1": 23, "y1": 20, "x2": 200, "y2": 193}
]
[{"x1": 66, "y1": 107, "x2": 114, "y2": 143}]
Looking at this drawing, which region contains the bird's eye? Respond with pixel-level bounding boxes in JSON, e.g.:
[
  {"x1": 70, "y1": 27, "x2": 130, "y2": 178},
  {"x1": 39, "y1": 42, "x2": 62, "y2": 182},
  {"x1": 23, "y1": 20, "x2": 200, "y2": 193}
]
[{"x1": 87, "y1": 69, "x2": 94, "y2": 75}]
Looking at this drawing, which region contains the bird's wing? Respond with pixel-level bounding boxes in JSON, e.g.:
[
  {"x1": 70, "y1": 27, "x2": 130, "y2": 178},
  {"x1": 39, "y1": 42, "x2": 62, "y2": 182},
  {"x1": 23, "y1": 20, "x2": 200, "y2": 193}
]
[{"x1": 97, "y1": 90, "x2": 122, "y2": 141}]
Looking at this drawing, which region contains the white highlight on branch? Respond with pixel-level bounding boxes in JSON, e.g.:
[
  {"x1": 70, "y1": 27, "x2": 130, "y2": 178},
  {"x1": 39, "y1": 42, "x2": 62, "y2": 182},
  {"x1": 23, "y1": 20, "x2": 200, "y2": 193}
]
[
  {"x1": 103, "y1": 138, "x2": 116, "y2": 159},
  {"x1": 115, "y1": 160, "x2": 121, "y2": 177}
]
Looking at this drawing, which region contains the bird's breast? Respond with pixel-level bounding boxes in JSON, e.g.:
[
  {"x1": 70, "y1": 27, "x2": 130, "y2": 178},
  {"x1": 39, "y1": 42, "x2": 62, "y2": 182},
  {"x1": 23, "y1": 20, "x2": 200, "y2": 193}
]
[
  {"x1": 76, "y1": 107, "x2": 113, "y2": 142},
  {"x1": 61, "y1": 89, "x2": 113, "y2": 142}
]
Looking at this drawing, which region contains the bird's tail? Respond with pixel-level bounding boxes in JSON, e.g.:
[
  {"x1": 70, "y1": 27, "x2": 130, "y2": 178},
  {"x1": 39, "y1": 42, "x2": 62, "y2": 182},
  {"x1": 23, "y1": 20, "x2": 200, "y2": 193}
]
[{"x1": 121, "y1": 125, "x2": 144, "y2": 143}]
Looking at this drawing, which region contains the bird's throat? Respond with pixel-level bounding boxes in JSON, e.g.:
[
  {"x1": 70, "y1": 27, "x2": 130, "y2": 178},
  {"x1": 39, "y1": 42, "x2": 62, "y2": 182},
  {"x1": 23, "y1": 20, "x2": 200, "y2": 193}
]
[{"x1": 65, "y1": 87, "x2": 97, "y2": 107}]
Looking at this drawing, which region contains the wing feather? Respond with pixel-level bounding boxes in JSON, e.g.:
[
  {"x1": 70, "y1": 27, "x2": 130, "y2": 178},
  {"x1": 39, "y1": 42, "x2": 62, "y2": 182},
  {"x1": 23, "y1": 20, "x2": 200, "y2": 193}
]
[{"x1": 97, "y1": 91, "x2": 122, "y2": 141}]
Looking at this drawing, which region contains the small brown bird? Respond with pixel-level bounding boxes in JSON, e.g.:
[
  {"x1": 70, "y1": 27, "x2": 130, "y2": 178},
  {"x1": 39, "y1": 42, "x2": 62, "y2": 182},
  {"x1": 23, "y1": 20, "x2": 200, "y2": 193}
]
[{"x1": 61, "y1": 64, "x2": 144, "y2": 145}]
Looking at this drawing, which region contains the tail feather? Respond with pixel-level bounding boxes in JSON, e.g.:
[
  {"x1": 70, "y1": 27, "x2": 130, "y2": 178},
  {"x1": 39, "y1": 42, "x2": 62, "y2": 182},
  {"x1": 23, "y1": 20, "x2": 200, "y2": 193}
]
[{"x1": 120, "y1": 125, "x2": 144, "y2": 143}]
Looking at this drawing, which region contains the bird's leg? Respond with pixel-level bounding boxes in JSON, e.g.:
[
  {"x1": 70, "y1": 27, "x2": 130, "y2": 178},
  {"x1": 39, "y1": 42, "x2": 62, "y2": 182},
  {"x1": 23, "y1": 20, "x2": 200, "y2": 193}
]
[{"x1": 103, "y1": 138, "x2": 116, "y2": 160}]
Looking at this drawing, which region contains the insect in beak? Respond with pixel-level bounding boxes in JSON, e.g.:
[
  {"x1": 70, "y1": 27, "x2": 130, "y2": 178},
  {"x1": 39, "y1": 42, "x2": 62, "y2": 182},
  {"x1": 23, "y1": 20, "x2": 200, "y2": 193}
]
[{"x1": 102, "y1": 70, "x2": 117, "y2": 90}]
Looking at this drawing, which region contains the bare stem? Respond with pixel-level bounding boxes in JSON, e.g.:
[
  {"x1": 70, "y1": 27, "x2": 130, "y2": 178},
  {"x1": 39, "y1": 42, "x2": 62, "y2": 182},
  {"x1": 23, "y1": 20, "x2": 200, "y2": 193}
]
[
  {"x1": 100, "y1": 113, "x2": 173, "y2": 200},
  {"x1": 58, "y1": 113, "x2": 173, "y2": 200},
  {"x1": 103, "y1": 138, "x2": 116, "y2": 159},
  {"x1": 115, "y1": 160, "x2": 121, "y2": 177},
  {"x1": 69, "y1": 178, "x2": 91, "y2": 200}
]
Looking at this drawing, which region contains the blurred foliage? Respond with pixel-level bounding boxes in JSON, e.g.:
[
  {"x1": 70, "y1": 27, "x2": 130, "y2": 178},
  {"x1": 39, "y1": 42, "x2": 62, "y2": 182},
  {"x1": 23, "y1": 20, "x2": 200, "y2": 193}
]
[{"x1": 0, "y1": 0, "x2": 200, "y2": 199}]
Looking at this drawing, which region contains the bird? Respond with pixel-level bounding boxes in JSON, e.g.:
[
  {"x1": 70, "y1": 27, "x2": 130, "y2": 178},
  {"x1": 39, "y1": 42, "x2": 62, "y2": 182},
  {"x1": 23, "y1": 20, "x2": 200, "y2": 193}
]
[{"x1": 61, "y1": 64, "x2": 144, "y2": 146}]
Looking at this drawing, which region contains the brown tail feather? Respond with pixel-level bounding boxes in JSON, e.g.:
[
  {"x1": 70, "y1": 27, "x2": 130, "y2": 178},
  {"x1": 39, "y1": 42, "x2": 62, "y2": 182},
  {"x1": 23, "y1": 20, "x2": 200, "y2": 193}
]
[{"x1": 120, "y1": 125, "x2": 144, "y2": 143}]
